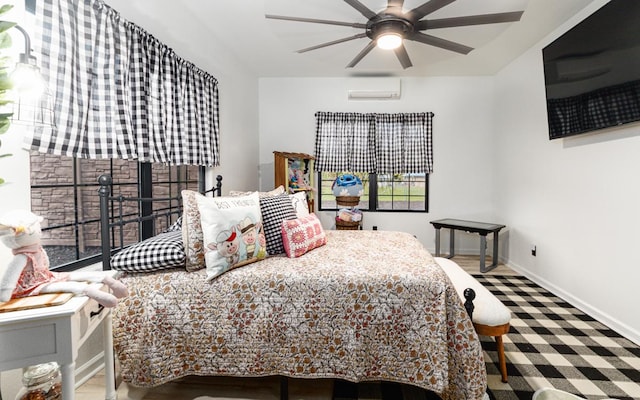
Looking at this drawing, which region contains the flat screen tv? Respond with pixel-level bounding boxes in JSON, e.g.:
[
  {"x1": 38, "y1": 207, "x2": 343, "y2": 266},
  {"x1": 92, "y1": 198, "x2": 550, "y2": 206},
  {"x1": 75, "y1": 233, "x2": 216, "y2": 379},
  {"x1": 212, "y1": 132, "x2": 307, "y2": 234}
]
[{"x1": 543, "y1": 0, "x2": 640, "y2": 139}]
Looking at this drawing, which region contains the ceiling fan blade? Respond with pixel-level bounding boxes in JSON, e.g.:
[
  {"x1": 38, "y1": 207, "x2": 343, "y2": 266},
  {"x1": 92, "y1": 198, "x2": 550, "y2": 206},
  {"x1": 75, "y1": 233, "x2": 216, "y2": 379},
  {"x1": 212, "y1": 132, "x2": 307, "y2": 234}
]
[
  {"x1": 394, "y1": 44, "x2": 413, "y2": 69},
  {"x1": 409, "y1": 32, "x2": 473, "y2": 54},
  {"x1": 297, "y1": 33, "x2": 368, "y2": 53},
  {"x1": 417, "y1": 11, "x2": 524, "y2": 30},
  {"x1": 408, "y1": 0, "x2": 456, "y2": 21},
  {"x1": 266, "y1": 14, "x2": 367, "y2": 29},
  {"x1": 343, "y1": 0, "x2": 377, "y2": 20},
  {"x1": 346, "y1": 41, "x2": 376, "y2": 68}
]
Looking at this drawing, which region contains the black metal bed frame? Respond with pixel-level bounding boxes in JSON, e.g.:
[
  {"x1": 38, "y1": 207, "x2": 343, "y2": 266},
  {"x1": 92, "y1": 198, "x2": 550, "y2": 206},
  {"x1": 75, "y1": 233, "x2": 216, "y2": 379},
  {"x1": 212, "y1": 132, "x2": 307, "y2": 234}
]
[{"x1": 98, "y1": 173, "x2": 223, "y2": 271}]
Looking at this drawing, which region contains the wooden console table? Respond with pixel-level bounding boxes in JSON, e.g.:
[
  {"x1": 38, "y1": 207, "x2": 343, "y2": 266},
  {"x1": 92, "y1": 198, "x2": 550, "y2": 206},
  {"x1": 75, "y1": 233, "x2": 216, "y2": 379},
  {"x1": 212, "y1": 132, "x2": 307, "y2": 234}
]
[{"x1": 430, "y1": 218, "x2": 506, "y2": 273}]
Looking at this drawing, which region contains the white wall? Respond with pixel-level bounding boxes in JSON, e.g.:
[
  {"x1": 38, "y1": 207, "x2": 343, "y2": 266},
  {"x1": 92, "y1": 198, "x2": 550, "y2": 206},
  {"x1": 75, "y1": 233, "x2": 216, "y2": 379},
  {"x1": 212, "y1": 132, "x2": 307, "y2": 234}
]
[
  {"x1": 258, "y1": 77, "x2": 500, "y2": 253},
  {"x1": 493, "y1": 0, "x2": 640, "y2": 344},
  {"x1": 104, "y1": 0, "x2": 261, "y2": 192}
]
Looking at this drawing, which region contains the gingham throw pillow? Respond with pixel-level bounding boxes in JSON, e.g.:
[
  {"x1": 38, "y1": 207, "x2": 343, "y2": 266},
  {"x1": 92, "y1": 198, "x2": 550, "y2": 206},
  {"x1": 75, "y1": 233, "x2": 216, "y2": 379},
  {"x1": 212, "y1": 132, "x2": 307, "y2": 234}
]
[
  {"x1": 111, "y1": 231, "x2": 185, "y2": 272},
  {"x1": 165, "y1": 216, "x2": 182, "y2": 232},
  {"x1": 259, "y1": 194, "x2": 297, "y2": 255}
]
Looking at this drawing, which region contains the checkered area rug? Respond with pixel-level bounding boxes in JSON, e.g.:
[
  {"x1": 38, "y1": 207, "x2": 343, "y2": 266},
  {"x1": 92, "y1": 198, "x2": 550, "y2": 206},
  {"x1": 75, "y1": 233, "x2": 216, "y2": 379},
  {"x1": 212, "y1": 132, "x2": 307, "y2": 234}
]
[{"x1": 474, "y1": 274, "x2": 640, "y2": 400}]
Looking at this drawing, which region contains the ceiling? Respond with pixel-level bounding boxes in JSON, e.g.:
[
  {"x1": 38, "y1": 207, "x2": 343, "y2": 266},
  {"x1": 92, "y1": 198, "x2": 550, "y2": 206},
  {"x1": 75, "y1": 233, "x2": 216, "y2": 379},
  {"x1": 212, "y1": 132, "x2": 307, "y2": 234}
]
[{"x1": 104, "y1": 0, "x2": 595, "y2": 78}]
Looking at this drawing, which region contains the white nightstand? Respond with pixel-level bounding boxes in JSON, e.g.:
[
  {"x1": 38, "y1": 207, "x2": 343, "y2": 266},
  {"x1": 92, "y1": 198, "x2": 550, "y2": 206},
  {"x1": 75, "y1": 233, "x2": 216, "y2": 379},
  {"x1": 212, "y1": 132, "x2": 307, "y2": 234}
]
[{"x1": 0, "y1": 289, "x2": 117, "y2": 400}]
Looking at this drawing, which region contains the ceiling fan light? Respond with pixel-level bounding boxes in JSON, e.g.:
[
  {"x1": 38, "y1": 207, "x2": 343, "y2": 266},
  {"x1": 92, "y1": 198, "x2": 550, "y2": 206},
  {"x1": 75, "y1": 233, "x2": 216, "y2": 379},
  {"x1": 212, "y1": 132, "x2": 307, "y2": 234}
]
[{"x1": 376, "y1": 33, "x2": 402, "y2": 50}]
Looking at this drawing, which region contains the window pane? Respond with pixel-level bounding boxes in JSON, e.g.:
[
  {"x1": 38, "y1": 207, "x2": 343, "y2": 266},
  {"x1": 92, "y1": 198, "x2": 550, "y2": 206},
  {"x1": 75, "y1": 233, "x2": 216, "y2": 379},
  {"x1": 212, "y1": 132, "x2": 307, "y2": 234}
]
[
  {"x1": 377, "y1": 174, "x2": 399, "y2": 210},
  {"x1": 318, "y1": 171, "x2": 427, "y2": 212},
  {"x1": 319, "y1": 171, "x2": 369, "y2": 210},
  {"x1": 319, "y1": 172, "x2": 338, "y2": 209},
  {"x1": 376, "y1": 173, "x2": 427, "y2": 211},
  {"x1": 150, "y1": 163, "x2": 198, "y2": 232},
  {"x1": 30, "y1": 153, "x2": 199, "y2": 270}
]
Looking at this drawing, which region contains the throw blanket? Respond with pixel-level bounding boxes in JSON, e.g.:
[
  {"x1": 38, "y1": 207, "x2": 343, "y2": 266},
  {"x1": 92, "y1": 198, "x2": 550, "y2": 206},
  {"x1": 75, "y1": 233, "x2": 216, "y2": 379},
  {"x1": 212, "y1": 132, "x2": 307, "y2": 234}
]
[{"x1": 113, "y1": 230, "x2": 486, "y2": 400}]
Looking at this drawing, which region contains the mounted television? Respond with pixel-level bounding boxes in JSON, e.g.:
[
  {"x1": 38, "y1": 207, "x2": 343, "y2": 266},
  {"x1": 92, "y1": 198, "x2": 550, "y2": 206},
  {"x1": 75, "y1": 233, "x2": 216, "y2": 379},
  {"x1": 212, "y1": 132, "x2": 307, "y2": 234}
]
[{"x1": 543, "y1": 0, "x2": 640, "y2": 139}]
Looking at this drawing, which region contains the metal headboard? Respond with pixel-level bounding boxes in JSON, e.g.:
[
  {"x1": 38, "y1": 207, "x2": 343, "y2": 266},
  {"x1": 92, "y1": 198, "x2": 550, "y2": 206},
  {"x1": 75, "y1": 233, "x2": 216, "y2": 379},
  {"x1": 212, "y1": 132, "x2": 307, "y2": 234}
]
[{"x1": 98, "y1": 174, "x2": 223, "y2": 270}]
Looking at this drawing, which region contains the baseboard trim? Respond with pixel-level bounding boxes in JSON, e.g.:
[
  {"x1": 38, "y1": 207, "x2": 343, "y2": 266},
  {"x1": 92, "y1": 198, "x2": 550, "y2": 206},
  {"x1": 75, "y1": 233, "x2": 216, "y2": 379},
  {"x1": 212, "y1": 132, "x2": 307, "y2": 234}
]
[
  {"x1": 507, "y1": 261, "x2": 640, "y2": 347},
  {"x1": 75, "y1": 351, "x2": 105, "y2": 388}
]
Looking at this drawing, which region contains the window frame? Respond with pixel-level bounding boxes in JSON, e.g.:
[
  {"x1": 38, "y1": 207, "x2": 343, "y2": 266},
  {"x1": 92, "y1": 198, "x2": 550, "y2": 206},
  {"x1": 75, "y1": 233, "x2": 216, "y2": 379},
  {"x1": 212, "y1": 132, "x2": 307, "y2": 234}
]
[
  {"x1": 31, "y1": 158, "x2": 203, "y2": 272},
  {"x1": 317, "y1": 172, "x2": 429, "y2": 213}
]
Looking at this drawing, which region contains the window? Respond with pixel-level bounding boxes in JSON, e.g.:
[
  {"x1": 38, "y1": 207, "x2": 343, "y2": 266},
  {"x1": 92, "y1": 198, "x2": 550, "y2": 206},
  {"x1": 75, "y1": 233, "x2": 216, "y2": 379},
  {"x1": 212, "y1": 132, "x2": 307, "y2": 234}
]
[
  {"x1": 318, "y1": 171, "x2": 428, "y2": 212},
  {"x1": 314, "y1": 112, "x2": 433, "y2": 213},
  {"x1": 30, "y1": 152, "x2": 201, "y2": 271}
]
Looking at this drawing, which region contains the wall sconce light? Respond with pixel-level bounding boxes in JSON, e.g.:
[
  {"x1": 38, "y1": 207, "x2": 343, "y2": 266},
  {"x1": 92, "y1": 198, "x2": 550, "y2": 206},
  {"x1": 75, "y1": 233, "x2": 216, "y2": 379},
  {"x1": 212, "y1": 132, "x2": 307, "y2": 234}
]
[{"x1": 10, "y1": 24, "x2": 54, "y2": 127}]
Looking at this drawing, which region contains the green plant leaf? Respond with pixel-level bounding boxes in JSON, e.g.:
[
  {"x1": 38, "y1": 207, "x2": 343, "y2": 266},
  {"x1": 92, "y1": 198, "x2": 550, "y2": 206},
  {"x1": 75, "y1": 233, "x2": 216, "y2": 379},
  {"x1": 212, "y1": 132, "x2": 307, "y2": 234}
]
[
  {"x1": 0, "y1": 31, "x2": 11, "y2": 49},
  {"x1": 0, "y1": 5, "x2": 14, "y2": 16},
  {"x1": 0, "y1": 72, "x2": 11, "y2": 90},
  {"x1": 0, "y1": 118, "x2": 10, "y2": 134},
  {"x1": 0, "y1": 20, "x2": 15, "y2": 34}
]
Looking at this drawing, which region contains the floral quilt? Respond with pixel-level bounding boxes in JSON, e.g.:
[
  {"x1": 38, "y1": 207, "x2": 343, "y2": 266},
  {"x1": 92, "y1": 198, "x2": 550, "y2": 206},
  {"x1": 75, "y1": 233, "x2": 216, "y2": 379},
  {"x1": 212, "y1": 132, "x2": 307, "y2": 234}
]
[{"x1": 112, "y1": 230, "x2": 487, "y2": 400}]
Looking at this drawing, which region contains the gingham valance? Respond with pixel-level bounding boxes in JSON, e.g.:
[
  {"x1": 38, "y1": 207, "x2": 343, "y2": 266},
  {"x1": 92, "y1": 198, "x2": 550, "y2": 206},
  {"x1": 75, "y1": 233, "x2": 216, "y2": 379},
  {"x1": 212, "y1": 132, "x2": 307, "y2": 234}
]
[
  {"x1": 314, "y1": 112, "x2": 433, "y2": 174},
  {"x1": 29, "y1": 0, "x2": 220, "y2": 167}
]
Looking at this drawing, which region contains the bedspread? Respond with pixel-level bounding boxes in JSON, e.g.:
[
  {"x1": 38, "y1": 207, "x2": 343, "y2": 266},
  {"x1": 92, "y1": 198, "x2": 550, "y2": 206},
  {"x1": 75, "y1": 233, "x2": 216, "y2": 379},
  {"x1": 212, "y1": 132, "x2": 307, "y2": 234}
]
[{"x1": 112, "y1": 230, "x2": 487, "y2": 399}]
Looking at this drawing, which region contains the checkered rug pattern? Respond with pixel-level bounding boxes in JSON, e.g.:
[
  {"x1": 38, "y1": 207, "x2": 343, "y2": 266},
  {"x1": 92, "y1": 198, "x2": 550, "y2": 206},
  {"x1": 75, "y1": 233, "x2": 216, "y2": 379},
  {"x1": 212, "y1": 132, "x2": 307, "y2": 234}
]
[{"x1": 474, "y1": 274, "x2": 640, "y2": 400}]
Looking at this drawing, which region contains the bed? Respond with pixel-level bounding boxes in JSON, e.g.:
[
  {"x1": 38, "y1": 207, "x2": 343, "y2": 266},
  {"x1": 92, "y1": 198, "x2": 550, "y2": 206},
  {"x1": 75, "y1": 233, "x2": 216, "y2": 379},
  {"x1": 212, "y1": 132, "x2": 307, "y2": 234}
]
[{"x1": 98, "y1": 174, "x2": 487, "y2": 400}]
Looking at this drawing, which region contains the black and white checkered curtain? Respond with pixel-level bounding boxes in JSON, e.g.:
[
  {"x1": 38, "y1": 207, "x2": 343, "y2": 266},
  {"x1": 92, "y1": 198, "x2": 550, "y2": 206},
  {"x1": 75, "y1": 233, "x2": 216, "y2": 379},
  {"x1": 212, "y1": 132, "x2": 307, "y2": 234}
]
[
  {"x1": 29, "y1": 0, "x2": 220, "y2": 166},
  {"x1": 375, "y1": 113, "x2": 433, "y2": 173},
  {"x1": 314, "y1": 112, "x2": 433, "y2": 173},
  {"x1": 314, "y1": 112, "x2": 376, "y2": 173}
]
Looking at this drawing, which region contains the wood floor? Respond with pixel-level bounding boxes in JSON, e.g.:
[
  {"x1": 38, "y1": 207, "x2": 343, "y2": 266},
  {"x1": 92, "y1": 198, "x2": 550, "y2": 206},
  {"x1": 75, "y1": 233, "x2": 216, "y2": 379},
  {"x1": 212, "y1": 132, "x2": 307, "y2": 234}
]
[{"x1": 77, "y1": 255, "x2": 513, "y2": 400}]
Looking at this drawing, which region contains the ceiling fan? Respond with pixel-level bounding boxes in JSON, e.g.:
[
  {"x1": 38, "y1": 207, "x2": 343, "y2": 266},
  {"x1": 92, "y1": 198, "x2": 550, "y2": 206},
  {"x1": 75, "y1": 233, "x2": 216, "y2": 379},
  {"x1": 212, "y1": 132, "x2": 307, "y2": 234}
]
[{"x1": 266, "y1": 0, "x2": 524, "y2": 69}]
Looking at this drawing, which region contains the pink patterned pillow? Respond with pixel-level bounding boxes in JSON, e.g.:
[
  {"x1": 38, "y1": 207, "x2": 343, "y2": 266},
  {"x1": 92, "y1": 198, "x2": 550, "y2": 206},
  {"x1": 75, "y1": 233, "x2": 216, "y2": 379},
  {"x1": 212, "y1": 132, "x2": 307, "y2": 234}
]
[{"x1": 281, "y1": 213, "x2": 327, "y2": 258}]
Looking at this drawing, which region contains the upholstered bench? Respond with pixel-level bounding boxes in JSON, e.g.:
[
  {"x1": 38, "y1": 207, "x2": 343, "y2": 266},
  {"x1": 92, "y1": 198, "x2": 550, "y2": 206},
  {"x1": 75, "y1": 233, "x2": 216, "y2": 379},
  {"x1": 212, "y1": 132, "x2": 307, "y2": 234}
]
[{"x1": 435, "y1": 257, "x2": 512, "y2": 382}]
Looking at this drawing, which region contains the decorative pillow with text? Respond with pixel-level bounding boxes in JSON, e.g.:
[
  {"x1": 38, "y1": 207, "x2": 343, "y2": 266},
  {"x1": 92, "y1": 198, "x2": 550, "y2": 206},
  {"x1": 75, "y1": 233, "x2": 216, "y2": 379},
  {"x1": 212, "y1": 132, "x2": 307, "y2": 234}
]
[{"x1": 196, "y1": 192, "x2": 267, "y2": 281}]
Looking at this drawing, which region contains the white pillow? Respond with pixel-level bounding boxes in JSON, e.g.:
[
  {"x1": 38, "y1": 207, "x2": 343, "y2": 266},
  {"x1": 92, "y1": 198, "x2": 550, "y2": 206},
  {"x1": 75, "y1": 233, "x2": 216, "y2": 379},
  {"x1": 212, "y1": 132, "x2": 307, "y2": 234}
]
[
  {"x1": 289, "y1": 191, "x2": 310, "y2": 217},
  {"x1": 229, "y1": 186, "x2": 285, "y2": 197},
  {"x1": 196, "y1": 192, "x2": 267, "y2": 281}
]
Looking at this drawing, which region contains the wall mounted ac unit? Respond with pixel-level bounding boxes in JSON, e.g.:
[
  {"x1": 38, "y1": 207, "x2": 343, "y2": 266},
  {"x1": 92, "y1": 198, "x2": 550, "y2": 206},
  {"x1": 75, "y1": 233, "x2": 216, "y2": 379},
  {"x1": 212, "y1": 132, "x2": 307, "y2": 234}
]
[{"x1": 347, "y1": 78, "x2": 401, "y2": 100}]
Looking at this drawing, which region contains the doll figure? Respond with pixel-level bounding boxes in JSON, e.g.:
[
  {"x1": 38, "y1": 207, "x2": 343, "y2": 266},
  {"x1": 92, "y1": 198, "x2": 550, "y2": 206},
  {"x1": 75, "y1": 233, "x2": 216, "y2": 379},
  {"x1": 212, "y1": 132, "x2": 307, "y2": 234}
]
[{"x1": 0, "y1": 210, "x2": 128, "y2": 307}]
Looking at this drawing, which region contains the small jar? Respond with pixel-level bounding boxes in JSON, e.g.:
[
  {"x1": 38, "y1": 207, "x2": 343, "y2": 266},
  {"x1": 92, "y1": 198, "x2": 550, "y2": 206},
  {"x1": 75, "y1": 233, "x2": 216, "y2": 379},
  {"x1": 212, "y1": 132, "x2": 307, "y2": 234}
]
[{"x1": 15, "y1": 362, "x2": 62, "y2": 400}]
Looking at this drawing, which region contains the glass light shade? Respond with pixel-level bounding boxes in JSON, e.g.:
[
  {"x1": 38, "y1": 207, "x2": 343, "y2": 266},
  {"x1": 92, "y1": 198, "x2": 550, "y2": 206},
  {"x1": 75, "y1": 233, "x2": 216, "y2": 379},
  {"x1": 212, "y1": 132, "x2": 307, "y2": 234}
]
[
  {"x1": 376, "y1": 33, "x2": 402, "y2": 50},
  {"x1": 9, "y1": 90, "x2": 55, "y2": 127},
  {"x1": 8, "y1": 63, "x2": 55, "y2": 127},
  {"x1": 11, "y1": 62, "x2": 46, "y2": 100}
]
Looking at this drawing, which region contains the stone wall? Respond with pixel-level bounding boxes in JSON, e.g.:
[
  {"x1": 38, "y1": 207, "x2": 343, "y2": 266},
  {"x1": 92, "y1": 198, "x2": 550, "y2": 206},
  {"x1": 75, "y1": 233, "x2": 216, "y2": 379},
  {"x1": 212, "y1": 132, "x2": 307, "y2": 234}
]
[{"x1": 30, "y1": 152, "x2": 199, "y2": 249}]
